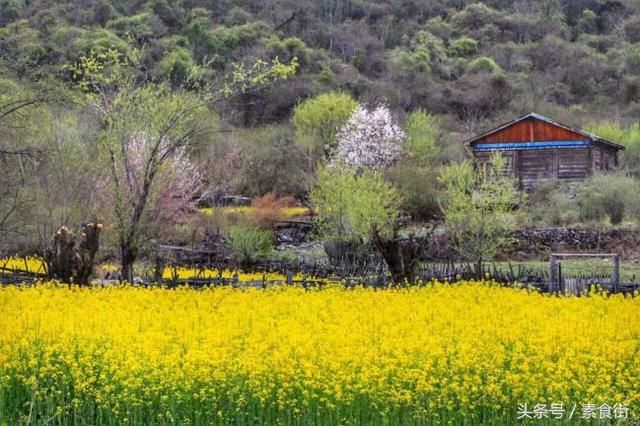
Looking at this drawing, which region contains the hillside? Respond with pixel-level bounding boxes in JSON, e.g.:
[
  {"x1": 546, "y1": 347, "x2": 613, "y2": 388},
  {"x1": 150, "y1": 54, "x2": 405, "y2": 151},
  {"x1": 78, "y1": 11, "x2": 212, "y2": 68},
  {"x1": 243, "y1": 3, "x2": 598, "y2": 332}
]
[
  {"x1": 4, "y1": 0, "x2": 640, "y2": 260},
  {"x1": 2, "y1": 0, "x2": 640, "y2": 131}
]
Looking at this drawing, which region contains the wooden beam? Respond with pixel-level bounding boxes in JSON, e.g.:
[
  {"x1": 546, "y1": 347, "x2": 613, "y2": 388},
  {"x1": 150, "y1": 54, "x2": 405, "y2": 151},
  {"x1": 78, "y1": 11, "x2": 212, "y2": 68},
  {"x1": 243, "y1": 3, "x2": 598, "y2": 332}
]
[{"x1": 549, "y1": 255, "x2": 558, "y2": 293}]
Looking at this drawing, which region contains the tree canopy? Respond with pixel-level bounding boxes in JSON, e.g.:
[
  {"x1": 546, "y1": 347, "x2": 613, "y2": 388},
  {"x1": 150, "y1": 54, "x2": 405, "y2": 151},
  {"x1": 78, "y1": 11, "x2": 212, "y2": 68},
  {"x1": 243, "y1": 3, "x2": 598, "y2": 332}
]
[{"x1": 2, "y1": 0, "x2": 640, "y2": 127}]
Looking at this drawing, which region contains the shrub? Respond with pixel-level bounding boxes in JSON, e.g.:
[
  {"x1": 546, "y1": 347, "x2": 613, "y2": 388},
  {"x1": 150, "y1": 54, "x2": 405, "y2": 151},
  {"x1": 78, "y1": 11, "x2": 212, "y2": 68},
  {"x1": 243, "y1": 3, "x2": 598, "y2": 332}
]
[
  {"x1": 154, "y1": 47, "x2": 197, "y2": 86},
  {"x1": 226, "y1": 225, "x2": 274, "y2": 264},
  {"x1": 439, "y1": 154, "x2": 519, "y2": 266},
  {"x1": 404, "y1": 109, "x2": 441, "y2": 162},
  {"x1": 577, "y1": 173, "x2": 640, "y2": 225},
  {"x1": 310, "y1": 165, "x2": 402, "y2": 242},
  {"x1": 392, "y1": 31, "x2": 449, "y2": 79},
  {"x1": 585, "y1": 121, "x2": 640, "y2": 176},
  {"x1": 250, "y1": 193, "x2": 298, "y2": 227},
  {"x1": 237, "y1": 125, "x2": 307, "y2": 198},
  {"x1": 468, "y1": 57, "x2": 502, "y2": 74},
  {"x1": 449, "y1": 37, "x2": 478, "y2": 57},
  {"x1": 292, "y1": 91, "x2": 358, "y2": 166},
  {"x1": 387, "y1": 164, "x2": 442, "y2": 221},
  {"x1": 625, "y1": 44, "x2": 640, "y2": 75},
  {"x1": 523, "y1": 182, "x2": 580, "y2": 227}
]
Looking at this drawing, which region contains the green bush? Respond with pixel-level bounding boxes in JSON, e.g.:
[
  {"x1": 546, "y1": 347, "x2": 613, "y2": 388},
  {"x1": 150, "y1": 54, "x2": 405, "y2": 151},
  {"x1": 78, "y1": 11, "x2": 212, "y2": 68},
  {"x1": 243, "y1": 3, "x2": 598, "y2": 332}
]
[
  {"x1": 387, "y1": 164, "x2": 442, "y2": 221},
  {"x1": 310, "y1": 165, "x2": 402, "y2": 242},
  {"x1": 107, "y1": 13, "x2": 155, "y2": 41},
  {"x1": 439, "y1": 154, "x2": 519, "y2": 265},
  {"x1": 226, "y1": 225, "x2": 274, "y2": 264},
  {"x1": 392, "y1": 31, "x2": 449, "y2": 79},
  {"x1": 577, "y1": 173, "x2": 640, "y2": 225},
  {"x1": 468, "y1": 57, "x2": 502, "y2": 74},
  {"x1": 523, "y1": 182, "x2": 580, "y2": 227},
  {"x1": 265, "y1": 36, "x2": 311, "y2": 68},
  {"x1": 625, "y1": 44, "x2": 640, "y2": 75},
  {"x1": 586, "y1": 121, "x2": 640, "y2": 175},
  {"x1": 403, "y1": 109, "x2": 441, "y2": 162},
  {"x1": 449, "y1": 37, "x2": 478, "y2": 57}
]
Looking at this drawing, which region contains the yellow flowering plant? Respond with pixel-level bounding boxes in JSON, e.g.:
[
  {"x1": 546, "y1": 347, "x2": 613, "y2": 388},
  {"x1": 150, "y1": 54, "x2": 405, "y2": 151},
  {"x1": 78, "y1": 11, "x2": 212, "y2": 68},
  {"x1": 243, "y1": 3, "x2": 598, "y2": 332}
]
[{"x1": 0, "y1": 282, "x2": 637, "y2": 424}]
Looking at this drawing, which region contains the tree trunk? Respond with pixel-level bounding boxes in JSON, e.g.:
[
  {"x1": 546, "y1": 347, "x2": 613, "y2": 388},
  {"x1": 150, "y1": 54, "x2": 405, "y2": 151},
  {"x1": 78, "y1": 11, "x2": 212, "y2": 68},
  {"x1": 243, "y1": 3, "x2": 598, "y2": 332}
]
[
  {"x1": 45, "y1": 220, "x2": 102, "y2": 285},
  {"x1": 75, "y1": 222, "x2": 102, "y2": 285},
  {"x1": 372, "y1": 228, "x2": 422, "y2": 285},
  {"x1": 46, "y1": 226, "x2": 76, "y2": 283},
  {"x1": 476, "y1": 258, "x2": 483, "y2": 280},
  {"x1": 154, "y1": 254, "x2": 165, "y2": 284},
  {"x1": 120, "y1": 244, "x2": 136, "y2": 283}
]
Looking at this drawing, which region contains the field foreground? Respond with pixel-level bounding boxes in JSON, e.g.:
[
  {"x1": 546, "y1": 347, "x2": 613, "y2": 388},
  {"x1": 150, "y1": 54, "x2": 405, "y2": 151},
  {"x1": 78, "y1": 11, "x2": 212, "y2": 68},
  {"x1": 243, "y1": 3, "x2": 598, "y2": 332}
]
[{"x1": 0, "y1": 283, "x2": 638, "y2": 425}]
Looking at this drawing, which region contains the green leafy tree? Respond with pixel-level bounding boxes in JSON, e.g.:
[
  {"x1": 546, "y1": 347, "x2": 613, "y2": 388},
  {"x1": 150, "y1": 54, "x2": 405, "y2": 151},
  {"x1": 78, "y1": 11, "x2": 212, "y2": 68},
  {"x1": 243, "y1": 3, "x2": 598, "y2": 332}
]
[
  {"x1": 292, "y1": 91, "x2": 358, "y2": 176},
  {"x1": 0, "y1": 77, "x2": 72, "y2": 249},
  {"x1": 577, "y1": 172, "x2": 640, "y2": 225},
  {"x1": 449, "y1": 37, "x2": 478, "y2": 57},
  {"x1": 310, "y1": 165, "x2": 401, "y2": 243},
  {"x1": 439, "y1": 154, "x2": 519, "y2": 274},
  {"x1": 392, "y1": 31, "x2": 448, "y2": 80},
  {"x1": 586, "y1": 121, "x2": 640, "y2": 175},
  {"x1": 404, "y1": 109, "x2": 441, "y2": 162},
  {"x1": 153, "y1": 47, "x2": 213, "y2": 87},
  {"x1": 237, "y1": 125, "x2": 307, "y2": 198},
  {"x1": 468, "y1": 57, "x2": 502, "y2": 74}
]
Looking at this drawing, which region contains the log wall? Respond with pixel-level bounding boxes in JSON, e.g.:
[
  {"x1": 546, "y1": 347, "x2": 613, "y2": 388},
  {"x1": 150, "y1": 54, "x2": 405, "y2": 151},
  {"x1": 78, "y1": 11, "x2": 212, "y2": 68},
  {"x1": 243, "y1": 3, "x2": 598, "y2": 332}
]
[{"x1": 470, "y1": 116, "x2": 621, "y2": 188}]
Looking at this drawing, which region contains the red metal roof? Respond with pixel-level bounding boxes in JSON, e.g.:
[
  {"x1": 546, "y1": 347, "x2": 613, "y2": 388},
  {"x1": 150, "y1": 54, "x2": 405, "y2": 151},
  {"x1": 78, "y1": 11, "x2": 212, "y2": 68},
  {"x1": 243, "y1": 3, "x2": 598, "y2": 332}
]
[{"x1": 463, "y1": 112, "x2": 625, "y2": 150}]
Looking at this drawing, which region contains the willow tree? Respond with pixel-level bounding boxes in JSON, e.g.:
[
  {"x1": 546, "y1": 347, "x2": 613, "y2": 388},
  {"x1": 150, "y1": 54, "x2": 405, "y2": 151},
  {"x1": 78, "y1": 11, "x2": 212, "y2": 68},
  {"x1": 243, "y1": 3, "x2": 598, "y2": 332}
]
[{"x1": 72, "y1": 48, "x2": 298, "y2": 281}]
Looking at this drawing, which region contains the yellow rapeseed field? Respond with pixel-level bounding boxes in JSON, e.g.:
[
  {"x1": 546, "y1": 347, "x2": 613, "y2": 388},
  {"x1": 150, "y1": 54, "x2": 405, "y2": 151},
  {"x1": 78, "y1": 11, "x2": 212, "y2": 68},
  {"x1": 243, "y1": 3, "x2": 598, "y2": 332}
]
[
  {"x1": 0, "y1": 256, "x2": 299, "y2": 283},
  {"x1": 0, "y1": 282, "x2": 638, "y2": 425},
  {"x1": 0, "y1": 256, "x2": 47, "y2": 274},
  {"x1": 161, "y1": 266, "x2": 304, "y2": 282}
]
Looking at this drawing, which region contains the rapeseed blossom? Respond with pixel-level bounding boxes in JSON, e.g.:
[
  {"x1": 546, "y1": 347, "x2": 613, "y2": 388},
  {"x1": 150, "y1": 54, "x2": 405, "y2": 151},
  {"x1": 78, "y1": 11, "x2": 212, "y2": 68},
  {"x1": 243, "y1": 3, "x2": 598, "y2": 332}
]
[
  {"x1": 0, "y1": 256, "x2": 47, "y2": 274},
  {"x1": 0, "y1": 282, "x2": 638, "y2": 424}
]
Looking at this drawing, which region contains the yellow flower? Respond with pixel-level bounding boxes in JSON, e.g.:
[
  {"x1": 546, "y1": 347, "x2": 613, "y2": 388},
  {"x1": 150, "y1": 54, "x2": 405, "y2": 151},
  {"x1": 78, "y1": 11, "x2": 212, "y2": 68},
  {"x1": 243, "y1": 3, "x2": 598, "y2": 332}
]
[{"x1": 0, "y1": 281, "x2": 637, "y2": 423}]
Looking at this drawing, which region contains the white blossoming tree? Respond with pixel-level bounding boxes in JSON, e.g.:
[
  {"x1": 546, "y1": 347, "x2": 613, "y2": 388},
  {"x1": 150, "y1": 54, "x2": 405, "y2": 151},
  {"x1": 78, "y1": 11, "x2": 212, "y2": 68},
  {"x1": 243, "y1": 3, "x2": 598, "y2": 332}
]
[
  {"x1": 332, "y1": 104, "x2": 406, "y2": 170},
  {"x1": 121, "y1": 132, "x2": 205, "y2": 227},
  {"x1": 313, "y1": 105, "x2": 424, "y2": 284}
]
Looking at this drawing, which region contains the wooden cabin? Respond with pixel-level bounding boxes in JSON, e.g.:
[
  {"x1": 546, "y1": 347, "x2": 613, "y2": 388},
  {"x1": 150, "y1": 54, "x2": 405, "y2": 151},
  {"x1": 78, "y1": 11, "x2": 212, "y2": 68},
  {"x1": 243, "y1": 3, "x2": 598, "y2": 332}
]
[{"x1": 464, "y1": 113, "x2": 624, "y2": 189}]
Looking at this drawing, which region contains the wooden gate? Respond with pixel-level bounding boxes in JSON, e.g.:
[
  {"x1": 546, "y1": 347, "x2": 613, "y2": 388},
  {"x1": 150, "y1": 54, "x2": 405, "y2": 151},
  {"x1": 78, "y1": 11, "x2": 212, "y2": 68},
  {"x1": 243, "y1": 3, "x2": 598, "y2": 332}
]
[{"x1": 548, "y1": 253, "x2": 620, "y2": 295}]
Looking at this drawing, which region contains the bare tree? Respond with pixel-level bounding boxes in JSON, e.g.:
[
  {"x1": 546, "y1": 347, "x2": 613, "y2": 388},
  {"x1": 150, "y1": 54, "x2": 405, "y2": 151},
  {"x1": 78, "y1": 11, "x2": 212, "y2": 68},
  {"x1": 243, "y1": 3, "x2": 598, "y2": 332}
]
[
  {"x1": 0, "y1": 93, "x2": 43, "y2": 244},
  {"x1": 0, "y1": 80, "x2": 71, "y2": 248},
  {"x1": 71, "y1": 48, "x2": 298, "y2": 281}
]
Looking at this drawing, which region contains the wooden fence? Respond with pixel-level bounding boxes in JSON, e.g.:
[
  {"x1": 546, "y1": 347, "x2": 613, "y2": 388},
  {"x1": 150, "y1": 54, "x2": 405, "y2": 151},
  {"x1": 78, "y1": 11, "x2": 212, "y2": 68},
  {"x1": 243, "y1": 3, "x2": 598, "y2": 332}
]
[
  {"x1": 549, "y1": 253, "x2": 626, "y2": 295},
  {"x1": 2, "y1": 248, "x2": 639, "y2": 295}
]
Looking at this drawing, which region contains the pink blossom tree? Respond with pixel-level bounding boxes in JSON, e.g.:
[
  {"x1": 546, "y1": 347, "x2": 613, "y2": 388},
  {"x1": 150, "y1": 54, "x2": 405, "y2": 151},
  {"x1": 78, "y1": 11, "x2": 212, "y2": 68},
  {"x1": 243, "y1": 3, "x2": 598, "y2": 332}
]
[
  {"x1": 121, "y1": 133, "x2": 205, "y2": 228},
  {"x1": 332, "y1": 104, "x2": 406, "y2": 170}
]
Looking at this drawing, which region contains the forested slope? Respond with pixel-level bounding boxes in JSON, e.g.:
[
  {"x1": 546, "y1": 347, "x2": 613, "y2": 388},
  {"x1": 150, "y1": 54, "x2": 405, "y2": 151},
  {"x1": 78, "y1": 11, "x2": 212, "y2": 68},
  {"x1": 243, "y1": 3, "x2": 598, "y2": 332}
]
[{"x1": 2, "y1": 0, "x2": 640, "y2": 129}]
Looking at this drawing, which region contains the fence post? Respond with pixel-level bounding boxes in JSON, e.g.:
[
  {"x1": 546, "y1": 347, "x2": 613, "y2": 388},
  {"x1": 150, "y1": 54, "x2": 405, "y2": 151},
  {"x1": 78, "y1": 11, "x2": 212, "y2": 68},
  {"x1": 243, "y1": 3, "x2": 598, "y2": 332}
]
[
  {"x1": 613, "y1": 255, "x2": 620, "y2": 293},
  {"x1": 549, "y1": 255, "x2": 557, "y2": 293},
  {"x1": 154, "y1": 255, "x2": 165, "y2": 284}
]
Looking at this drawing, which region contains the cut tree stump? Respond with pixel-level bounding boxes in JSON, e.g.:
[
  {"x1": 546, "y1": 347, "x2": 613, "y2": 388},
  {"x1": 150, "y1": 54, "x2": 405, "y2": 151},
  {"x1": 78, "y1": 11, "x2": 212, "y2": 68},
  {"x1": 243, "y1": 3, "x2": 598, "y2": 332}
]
[{"x1": 45, "y1": 221, "x2": 102, "y2": 285}]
